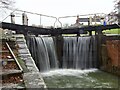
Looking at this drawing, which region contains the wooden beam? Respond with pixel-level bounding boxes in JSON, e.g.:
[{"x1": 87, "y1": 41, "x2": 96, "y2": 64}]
[{"x1": 1, "y1": 22, "x2": 120, "y2": 35}]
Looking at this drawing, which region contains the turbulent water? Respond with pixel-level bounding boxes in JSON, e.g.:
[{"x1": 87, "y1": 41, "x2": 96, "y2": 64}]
[
  {"x1": 41, "y1": 69, "x2": 119, "y2": 88},
  {"x1": 62, "y1": 36, "x2": 98, "y2": 69},
  {"x1": 27, "y1": 36, "x2": 98, "y2": 71},
  {"x1": 27, "y1": 36, "x2": 58, "y2": 72},
  {"x1": 27, "y1": 36, "x2": 119, "y2": 88}
]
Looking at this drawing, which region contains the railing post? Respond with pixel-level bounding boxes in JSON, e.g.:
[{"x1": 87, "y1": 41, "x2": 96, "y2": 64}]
[
  {"x1": 10, "y1": 13, "x2": 15, "y2": 24},
  {"x1": 95, "y1": 30, "x2": 103, "y2": 68},
  {"x1": 40, "y1": 15, "x2": 41, "y2": 26}
]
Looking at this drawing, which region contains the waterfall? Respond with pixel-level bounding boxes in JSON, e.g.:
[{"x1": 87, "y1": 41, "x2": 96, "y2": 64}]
[
  {"x1": 27, "y1": 36, "x2": 58, "y2": 72},
  {"x1": 62, "y1": 36, "x2": 98, "y2": 69},
  {"x1": 62, "y1": 37, "x2": 78, "y2": 68},
  {"x1": 27, "y1": 36, "x2": 98, "y2": 72},
  {"x1": 42, "y1": 37, "x2": 58, "y2": 69}
]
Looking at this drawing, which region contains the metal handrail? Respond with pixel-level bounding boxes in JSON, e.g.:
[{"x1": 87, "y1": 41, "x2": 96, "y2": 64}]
[
  {"x1": 2, "y1": 7, "x2": 118, "y2": 28},
  {"x1": 6, "y1": 42, "x2": 23, "y2": 71},
  {"x1": 16, "y1": 9, "x2": 58, "y2": 27},
  {"x1": 58, "y1": 13, "x2": 107, "y2": 27},
  {"x1": 1, "y1": 7, "x2": 58, "y2": 27},
  {"x1": 1, "y1": 8, "x2": 17, "y2": 22}
]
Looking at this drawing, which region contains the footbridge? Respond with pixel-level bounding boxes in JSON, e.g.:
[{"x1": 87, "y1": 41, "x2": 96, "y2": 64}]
[
  {"x1": 1, "y1": 9, "x2": 120, "y2": 36},
  {"x1": 1, "y1": 22, "x2": 120, "y2": 36}
]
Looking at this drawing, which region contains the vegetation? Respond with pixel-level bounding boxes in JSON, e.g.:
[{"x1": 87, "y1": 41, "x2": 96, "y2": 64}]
[
  {"x1": 0, "y1": 0, "x2": 15, "y2": 9},
  {"x1": 103, "y1": 29, "x2": 120, "y2": 34},
  {"x1": 0, "y1": 0, "x2": 15, "y2": 14},
  {"x1": 17, "y1": 57, "x2": 29, "y2": 73}
]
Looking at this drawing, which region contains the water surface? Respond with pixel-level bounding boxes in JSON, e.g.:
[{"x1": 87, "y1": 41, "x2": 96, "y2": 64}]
[{"x1": 41, "y1": 69, "x2": 119, "y2": 88}]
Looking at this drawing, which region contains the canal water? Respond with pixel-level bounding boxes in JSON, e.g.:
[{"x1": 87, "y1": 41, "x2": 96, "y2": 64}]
[
  {"x1": 41, "y1": 69, "x2": 119, "y2": 88},
  {"x1": 27, "y1": 36, "x2": 119, "y2": 89}
]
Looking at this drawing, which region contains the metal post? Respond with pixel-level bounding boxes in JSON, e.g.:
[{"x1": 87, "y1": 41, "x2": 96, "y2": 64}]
[
  {"x1": 94, "y1": 14, "x2": 97, "y2": 25},
  {"x1": 22, "y1": 12, "x2": 28, "y2": 25},
  {"x1": 89, "y1": 16, "x2": 92, "y2": 25},
  {"x1": 40, "y1": 15, "x2": 41, "y2": 26},
  {"x1": 10, "y1": 13, "x2": 15, "y2": 24},
  {"x1": 89, "y1": 31, "x2": 92, "y2": 36}
]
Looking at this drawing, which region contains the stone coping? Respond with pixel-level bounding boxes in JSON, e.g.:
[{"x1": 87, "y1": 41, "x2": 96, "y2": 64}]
[{"x1": 14, "y1": 34, "x2": 47, "y2": 89}]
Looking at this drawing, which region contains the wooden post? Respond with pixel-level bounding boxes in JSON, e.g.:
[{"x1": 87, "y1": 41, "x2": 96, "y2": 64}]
[
  {"x1": 96, "y1": 30, "x2": 103, "y2": 68},
  {"x1": 89, "y1": 31, "x2": 92, "y2": 36},
  {"x1": 55, "y1": 36, "x2": 63, "y2": 68}
]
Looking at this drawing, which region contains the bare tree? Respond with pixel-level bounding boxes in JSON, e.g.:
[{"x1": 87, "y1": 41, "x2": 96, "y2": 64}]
[
  {"x1": 114, "y1": 0, "x2": 120, "y2": 24},
  {"x1": 0, "y1": 0, "x2": 15, "y2": 11},
  {"x1": 107, "y1": 0, "x2": 120, "y2": 24},
  {"x1": 116, "y1": 0, "x2": 120, "y2": 23}
]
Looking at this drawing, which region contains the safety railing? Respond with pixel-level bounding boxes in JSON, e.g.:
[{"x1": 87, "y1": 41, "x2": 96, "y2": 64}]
[
  {"x1": 58, "y1": 13, "x2": 107, "y2": 28},
  {"x1": 1, "y1": 8, "x2": 57, "y2": 27},
  {"x1": 1, "y1": 7, "x2": 119, "y2": 28}
]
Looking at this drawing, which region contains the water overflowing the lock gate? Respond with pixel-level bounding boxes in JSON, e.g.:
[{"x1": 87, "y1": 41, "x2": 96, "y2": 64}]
[
  {"x1": 62, "y1": 36, "x2": 98, "y2": 69},
  {"x1": 26, "y1": 36, "x2": 119, "y2": 88},
  {"x1": 27, "y1": 36, "x2": 98, "y2": 72},
  {"x1": 27, "y1": 36, "x2": 58, "y2": 72}
]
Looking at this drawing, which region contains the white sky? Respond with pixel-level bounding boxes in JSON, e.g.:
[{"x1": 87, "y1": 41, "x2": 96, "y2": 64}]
[
  {"x1": 2, "y1": 0, "x2": 115, "y2": 27},
  {"x1": 15, "y1": 0, "x2": 114, "y2": 17}
]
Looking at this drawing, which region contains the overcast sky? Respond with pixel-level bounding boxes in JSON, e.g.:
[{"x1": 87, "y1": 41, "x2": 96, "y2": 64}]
[
  {"x1": 1, "y1": 0, "x2": 115, "y2": 26},
  {"x1": 15, "y1": 0, "x2": 114, "y2": 17}
]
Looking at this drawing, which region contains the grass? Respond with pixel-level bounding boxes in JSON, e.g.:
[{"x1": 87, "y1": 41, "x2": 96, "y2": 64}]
[
  {"x1": 59, "y1": 29, "x2": 120, "y2": 36},
  {"x1": 17, "y1": 57, "x2": 29, "y2": 73},
  {"x1": 103, "y1": 29, "x2": 120, "y2": 34}
]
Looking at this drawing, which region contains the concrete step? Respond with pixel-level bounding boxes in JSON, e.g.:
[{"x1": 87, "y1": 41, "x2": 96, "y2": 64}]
[
  {"x1": 0, "y1": 50, "x2": 9, "y2": 53},
  {"x1": 16, "y1": 41, "x2": 26, "y2": 44},
  {"x1": 2, "y1": 83, "x2": 25, "y2": 89},
  {"x1": 17, "y1": 43, "x2": 27, "y2": 49},
  {"x1": 16, "y1": 39, "x2": 26, "y2": 42},
  {"x1": 14, "y1": 34, "x2": 47, "y2": 88},
  {"x1": 23, "y1": 72, "x2": 47, "y2": 88},
  {"x1": 18, "y1": 54, "x2": 31, "y2": 58},
  {"x1": 18, "y1": 49, "x2": 29, "y2": 54},
  {"x1": 0, "y1": 59, "x2": 15, "y2": 62},
  {"x1": 13, "y1": 34, "x2": 25, "y2": 38},
  {"x1": 0, "y1": 70, "x2": 22, "y2": 76}
]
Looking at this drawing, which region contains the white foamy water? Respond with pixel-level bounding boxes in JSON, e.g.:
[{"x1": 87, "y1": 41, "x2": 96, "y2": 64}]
[
  {"x1": 41, "y1": 69, "x2": 118, "y2": 88},
  {"x1": 41, "y1": 68, "x2": 98, "y2": 77}
]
